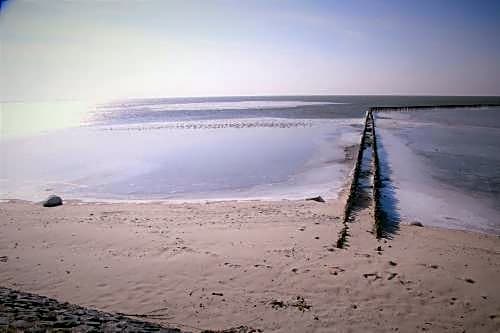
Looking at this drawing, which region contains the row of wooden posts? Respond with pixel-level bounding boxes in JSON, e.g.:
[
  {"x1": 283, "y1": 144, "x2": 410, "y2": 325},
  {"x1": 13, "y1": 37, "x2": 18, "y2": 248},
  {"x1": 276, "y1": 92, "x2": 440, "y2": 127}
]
[{"x1": 336, "y1": 103, "x2": 499, "y2": 248}]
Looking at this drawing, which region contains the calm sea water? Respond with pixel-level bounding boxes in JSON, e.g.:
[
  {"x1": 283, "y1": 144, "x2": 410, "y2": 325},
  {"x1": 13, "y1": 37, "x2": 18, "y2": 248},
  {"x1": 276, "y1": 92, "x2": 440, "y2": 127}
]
[
  {"x1": 2, "y1": 96, "x2": 376, "y2": 202},
  {"x1": 2, "y1": 96, "x2": 500, "y2": 234},
  {"x1": 376, "y1": 107, "x2": 500, "y2": 234}
]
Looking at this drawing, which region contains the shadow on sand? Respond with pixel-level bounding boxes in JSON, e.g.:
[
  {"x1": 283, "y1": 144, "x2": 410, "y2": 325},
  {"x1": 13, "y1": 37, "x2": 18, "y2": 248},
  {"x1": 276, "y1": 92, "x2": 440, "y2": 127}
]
[{"x1": 373, "y1": 126, "x2": 401, "y2": 239}]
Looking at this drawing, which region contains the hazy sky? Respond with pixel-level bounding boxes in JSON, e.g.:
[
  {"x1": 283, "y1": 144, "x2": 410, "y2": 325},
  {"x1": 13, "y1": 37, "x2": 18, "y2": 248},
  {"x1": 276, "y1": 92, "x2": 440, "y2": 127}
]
[{"x1": 1, "y1": 0, "x2": 499, "y2": 101}]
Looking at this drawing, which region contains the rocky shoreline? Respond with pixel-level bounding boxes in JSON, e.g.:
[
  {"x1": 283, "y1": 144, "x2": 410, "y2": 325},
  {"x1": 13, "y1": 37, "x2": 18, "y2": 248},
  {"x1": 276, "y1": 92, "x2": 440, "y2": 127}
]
[
  {"x1": 0, "y1": 286, "x2": 186, "y2": 332},
  {"x1": 0, "y1": 287, "x2": 264, "y2": 332}
]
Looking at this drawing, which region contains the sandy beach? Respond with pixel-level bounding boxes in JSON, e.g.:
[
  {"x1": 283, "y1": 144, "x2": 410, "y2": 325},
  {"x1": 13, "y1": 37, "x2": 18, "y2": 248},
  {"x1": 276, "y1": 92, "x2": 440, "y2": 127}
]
[
  {"x1": 3, "y1": 0, "x2": 500, "y2": 331},
  {"x1": 1, "y1": 199, "x2": 499, "y2": 332}
]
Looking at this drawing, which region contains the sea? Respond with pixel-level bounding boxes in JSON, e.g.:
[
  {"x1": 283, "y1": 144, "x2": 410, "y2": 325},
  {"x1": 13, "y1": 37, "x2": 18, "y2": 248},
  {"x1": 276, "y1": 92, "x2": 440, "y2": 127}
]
[
  {"x1": 375, "y1": 107, "x2": 500, "y2": 234},
  {"x1": 1, "y1": 95, "x2": 500, "y2": 233}
]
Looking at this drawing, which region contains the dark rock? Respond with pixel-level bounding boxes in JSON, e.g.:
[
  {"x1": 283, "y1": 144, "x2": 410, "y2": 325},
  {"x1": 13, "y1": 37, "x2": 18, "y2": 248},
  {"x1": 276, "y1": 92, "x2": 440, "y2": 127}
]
[
  {"x1": 306, "y1": 196, "x2": 325, "y2": 203},
  {"x1": 71, "y1": 324, "x2": 95, "y2": 332},
  {"x1": 26, "y1": 327, "x2": 47, "y2": 333},
  {"x1": 410, "y1": 221, "x2": 424, "y2": 227},
  {"x1": 43, "y1": 195, "x2": 63, "y2": 207},
  {"x1": 85, "y1": 320, "x2": 102, "y2": 327},
  {"x1": 53, "y1": 319, "x2": 78, "y2": 328},
  {"x1": 12, "y1": 319, "x2": 31, "y2": 328},
  {"x1": 0, "y1": 287, "x2": 183, "y2": 332}
]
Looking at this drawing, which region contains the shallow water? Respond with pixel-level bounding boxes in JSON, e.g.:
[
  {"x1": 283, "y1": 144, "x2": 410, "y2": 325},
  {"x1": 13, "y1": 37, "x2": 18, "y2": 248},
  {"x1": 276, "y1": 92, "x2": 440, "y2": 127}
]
[
  {"x1": 2, "y1": 96, "x2": 500, "y2": 211},
  {"x1": 376, "y1": 107, "x2": 500, "y2": 234},
  {"x1": 1, "y1": 117, "x2": 361, "y2": 202}
]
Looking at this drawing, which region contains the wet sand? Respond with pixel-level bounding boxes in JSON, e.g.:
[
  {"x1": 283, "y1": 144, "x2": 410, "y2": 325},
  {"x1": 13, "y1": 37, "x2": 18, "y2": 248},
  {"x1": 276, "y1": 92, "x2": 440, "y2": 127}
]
[{"x1": 1, "y1": 199, "x2": 499, "y2": 332}]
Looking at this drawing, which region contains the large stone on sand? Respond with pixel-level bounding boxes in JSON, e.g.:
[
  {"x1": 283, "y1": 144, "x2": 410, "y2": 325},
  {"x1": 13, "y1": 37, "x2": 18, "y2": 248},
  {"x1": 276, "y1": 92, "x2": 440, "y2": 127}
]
[{"x1": 43, "y1": 195, "x2": 63, "y2": 207}]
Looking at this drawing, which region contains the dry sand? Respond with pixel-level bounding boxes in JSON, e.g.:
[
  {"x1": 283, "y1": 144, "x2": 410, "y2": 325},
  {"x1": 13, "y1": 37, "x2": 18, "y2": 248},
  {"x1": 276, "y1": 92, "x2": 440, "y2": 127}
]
[{"x1": 1, "y1": 199, "x2": 499, "y2": 332}]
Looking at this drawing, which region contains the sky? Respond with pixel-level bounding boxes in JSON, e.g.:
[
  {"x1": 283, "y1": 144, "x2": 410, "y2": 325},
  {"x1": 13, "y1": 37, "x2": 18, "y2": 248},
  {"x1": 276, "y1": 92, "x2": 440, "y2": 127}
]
[{"x1": 1, "y1": 0, "x2": 500, "y2": 102}]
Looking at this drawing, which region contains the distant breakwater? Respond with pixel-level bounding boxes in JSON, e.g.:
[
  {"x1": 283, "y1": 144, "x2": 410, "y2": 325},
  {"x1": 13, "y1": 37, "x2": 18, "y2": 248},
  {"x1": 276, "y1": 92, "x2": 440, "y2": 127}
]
[{"x1": 369, "y1": 103, "x2": 500, "y2": 113}]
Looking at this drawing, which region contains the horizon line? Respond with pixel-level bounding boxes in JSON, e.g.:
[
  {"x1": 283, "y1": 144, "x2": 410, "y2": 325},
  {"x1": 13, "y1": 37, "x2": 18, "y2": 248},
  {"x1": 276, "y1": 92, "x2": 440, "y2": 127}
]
[{"x1": 2, "y1": 93, "x2": 500, "y2": 104}]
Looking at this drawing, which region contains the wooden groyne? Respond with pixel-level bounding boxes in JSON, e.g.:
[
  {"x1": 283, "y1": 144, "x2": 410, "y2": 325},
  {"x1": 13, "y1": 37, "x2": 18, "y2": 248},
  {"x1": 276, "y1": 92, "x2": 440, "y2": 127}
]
[
  {"x1": 368, "y1": 103, "x2": 500, "y2": 235},
  {"x1": 370, "y1": 103, "x2": 500, "y2": 113},
  {"x1": 337, "y1": 103, "x2": 500, "y2": 245},
  {"x1": 336, "y1": 109, "x2": 390, "y2": 246},
  {"x1": 336, "y1": 111, "x2": 371, "y2": 248}
]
